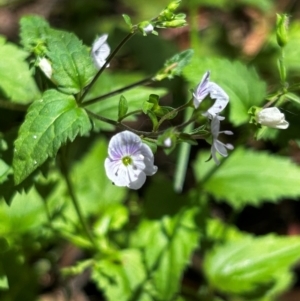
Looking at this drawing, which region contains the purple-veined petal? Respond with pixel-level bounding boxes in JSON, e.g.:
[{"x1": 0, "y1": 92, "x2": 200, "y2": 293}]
[
  {"x1": 104, "y1": 131, "x2": 157, "y2": 189},
  {"x1": 206, "y1": 82, "x2": 229, "y2": 117},
  {"x1": 128, "y1": 171, "x2": 147, "y2": 190},
  {"x1": 193, "y1": 71, "x2": 211, "y2": 108},
  {"x1": 92, "y1": 34, "x2": 111, "y2": 69}
]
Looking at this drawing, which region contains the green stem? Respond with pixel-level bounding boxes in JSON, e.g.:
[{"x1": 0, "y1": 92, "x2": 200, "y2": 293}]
[
  {"x1": 118, "y1": 109, "x2": 143, "y2": 121},
  {"x1": 60, "y1": 147, "x2": 97, "y2": 250},
  {"x1": 80, "y1": 31, "x2": 136, "y2": 103},
  {"x1": 86, "y1": 109, "x2": 165, "y2": 138},
  {"x1": 155, "y1": 100, "x2": 192, "y2": 131},
  {"x1": 174, "y1": 107, "x2": 194, "y2": 193},
  {"x1": 82, "y1": 77, "x2": 153, "y2": 107}
]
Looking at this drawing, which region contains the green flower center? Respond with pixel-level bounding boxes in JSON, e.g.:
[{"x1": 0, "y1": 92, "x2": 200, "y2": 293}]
[{"x1": 122, "y1": 156, "x2": 132, "y2": 166}]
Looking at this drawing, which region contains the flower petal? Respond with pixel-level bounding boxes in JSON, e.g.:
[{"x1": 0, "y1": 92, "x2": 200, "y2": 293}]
[
  {"x1": 92, "y1": 34, "x2": 111, "y2": 69},
  {"x1": 206, "y1": 82, "x2": 229, "y2": 117},
  {"x1": 193, "y1": 71, "x2": 211, "y2": 108}
]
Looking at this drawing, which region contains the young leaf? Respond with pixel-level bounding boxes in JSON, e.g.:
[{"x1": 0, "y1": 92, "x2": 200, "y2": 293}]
[
  {"x1": 13, "y1": 89, "x2": 91, "y2": 184},
  {"x1": 204, "y1": 235, "x2": 300, "y2": 297},
  {"x1": 118, "y1": 95, "x2": 128, "y2": 120},
  {"x1": 155, "y1": 49, "x2": 194, "y2": 81},
  {"x1": 183, "y1": 57, "x2": 266, "y2": 126},
  {"x1": 122, "y1": 14, "x2": 133, "y2": 29},
  {"x1": 194, "y1": 147, "x2": 300, "y2": 210},
  {"x1": 92, "y1": 249, "x2": 149, "y2": 301},
  {"x1": 19, "y1": 15, "x2": 49, "y2": 53},
  {"x1": 46, "y1": 29, "x2": 97, "y2": 94},
  {"x1": 0, "y1": 36, "x2": 40, "y2": 103},
  {"x1": 86, "y1": 73, "x2": 167, "y2": 131}
]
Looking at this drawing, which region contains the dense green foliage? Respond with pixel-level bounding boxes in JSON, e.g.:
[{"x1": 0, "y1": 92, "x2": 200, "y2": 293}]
[{"x1": 1, "y1": 0, "x2": 300, "y2": 300}]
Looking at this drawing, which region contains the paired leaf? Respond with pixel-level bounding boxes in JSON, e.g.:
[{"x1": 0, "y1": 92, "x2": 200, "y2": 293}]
[
  {"x1": 194, "y1": 147, "x2": 300, "y2": 210},
  {"x1": 0, "y1": 36, "x2": 40, "y2": 103},
  {"x1": 86, "y1": 72, "x2": 167, "y2": 131},
  {"x1": 204, "y1": 235, "x2": 300, "y2": 297},
  {"x1": 183, "y1": 57, "x2": 266, "y2": 125},
  {"x1": 19, "y1": 15, "x2": 97, "y2": 95},
  {"x1": 13, "y1": 89, "x2": 91, "y2": 184}
]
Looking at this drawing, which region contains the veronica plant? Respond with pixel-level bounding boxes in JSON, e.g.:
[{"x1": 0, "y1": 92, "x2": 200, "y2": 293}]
[{"x1": 3, "y1": 1, "x2": 300, "y2": 301}]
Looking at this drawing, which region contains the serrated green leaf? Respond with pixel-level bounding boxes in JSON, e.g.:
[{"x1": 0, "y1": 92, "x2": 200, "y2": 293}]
[
  {"x1": 0, "y1": 36, "x2": 40, "y2": 103},
  {"x1": 155, "y1": 49, "x2": 194, "y2": 81},
  {"x1": 183, "y1": 57, "x2": 266, "y2": 126},
  {"x1": 118, "y1": 95, "x2": 129, "y2": 120},
  {"x1": 46, "y1": 29, "x2": 97, "y2": 94},
  {"x1": 19, "y1": 15, "x2": 49, "y2": 53},
  {"x1": 203, "y1": 235, "x2": 300, "y2": 297},
  {"x1": 92, "y1": 249, "x2": 148, "y2": 301},
  {"x1": 0, "y1": 160, "x2": 11, "y2": 184},
  {"x1": 131, "y1": 208, "x2": 200, "y2": 301},
  {"x1": 13, "y1": 89, "x2": 91, "y2": 184},
  {"x1": 0, "y1": 187, "x2": 46, "y2": 237},
  {"x1": 194, "y1": 147, "x2": 300, "y2": 209}
]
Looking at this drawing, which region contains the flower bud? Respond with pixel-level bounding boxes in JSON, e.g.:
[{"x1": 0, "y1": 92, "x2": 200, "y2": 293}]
[
  {"x1": 256, "y1": 107, "x2": 289, "y2": 129},
  {"x1": 38, "y1": 57, "x2": 52, "y2": 79},
  {"x1": 167, "y1": 0, "x2": 181, "y2": 12},
  {"x1": 159, "y1": 19, "x2": 187, "y2": 28},
  {"x1": 138, "y1": 21, "x2": 154, "y2": 36},
  {"x1": 276, "y1": 14, "x2": 289, "y2": 47}
]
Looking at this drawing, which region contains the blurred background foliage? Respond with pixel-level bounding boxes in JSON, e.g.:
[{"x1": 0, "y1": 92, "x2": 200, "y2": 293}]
[{"x1": 2, "y1": 0, "x2": 300, "y2": 300}]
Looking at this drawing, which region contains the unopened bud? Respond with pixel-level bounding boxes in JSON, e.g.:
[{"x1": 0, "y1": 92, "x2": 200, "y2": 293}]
[
  {"x1": 276, "y1": 14, "x2": 289, "y2": 47},
  {"x1": 38, "y1": 57, "x2": 52, "y2": 79},
  {"x1": 138, "y1": 21, "x2": 154, "y2": 36},
  {"x1": 167, "y1": 0, "x2": 181, "y2": 12},
  {"x1": 159, "y1": 19, "x2": 187, "y2": 28}
]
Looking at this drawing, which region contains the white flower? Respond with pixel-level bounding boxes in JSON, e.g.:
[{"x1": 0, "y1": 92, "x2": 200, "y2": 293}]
[
  {"x1": 38, "y1": 57, "x2": 52, "y2": 79},
  {"x1": 210, "y1": 116, "x2": 234, "y2": 165},
  {"x1": 164, "y1": 137, "x2": 172, "y2": 147},
  {"x1": 257, "y1": 107, "x2": 289, "y2": 129},
  {"x1": 91, "y1": 34, "x2": 111, "y2": 69},
  {"x1": 193, "y1": 71, "x2": 229, "y2": 118},
  {"x1": 104, "y1": 131, "x2": 157, "y2": 189},
  {"x1": 143, "y1": 23, "x2": 154, "y2": 34}
]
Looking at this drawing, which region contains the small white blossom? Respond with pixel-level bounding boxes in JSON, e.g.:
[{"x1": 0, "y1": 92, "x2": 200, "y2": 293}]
[
  {"x1": 38, "y1": 57, "x2": 52, "y2": 79},
  {"x1": 193, "y1": 71, "x2": 229, "y2": 118},
  {"x1": 104, "y1": 131, "x2": 157, "y2": 190},
  {"x1": 92, "y1": 34, "x2": 111, "y2": 69},
  {"x1": 143, "y1": 23, "x2": 154, "y2": 34},
  {"x1": 210, "y1": 116, "x2": 234, "y2": 165},
  {"x1": 164, "y1": 137, "x2": 172, "y2": 147},
  {"x1": 257, "y1": 107, "x2": 289, "y2": 129}
]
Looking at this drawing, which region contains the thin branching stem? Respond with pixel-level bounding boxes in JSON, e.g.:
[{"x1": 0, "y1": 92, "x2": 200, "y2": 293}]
[
  {"x1": 80, "y1": 31, "x2": 137, "y2": 103},
  {"x1": 82, "y1": 77, "x2": 153, "y2": 107},
  {"x1": 60, "y1": 147, "x2": 97, "y2": 250}
]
